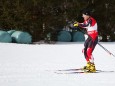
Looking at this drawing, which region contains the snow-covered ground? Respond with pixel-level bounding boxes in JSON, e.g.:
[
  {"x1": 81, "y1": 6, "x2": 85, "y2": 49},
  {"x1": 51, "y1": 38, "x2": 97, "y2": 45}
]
[{"x1": 0, "y1": 42, "x2": 115, "y2": 86}]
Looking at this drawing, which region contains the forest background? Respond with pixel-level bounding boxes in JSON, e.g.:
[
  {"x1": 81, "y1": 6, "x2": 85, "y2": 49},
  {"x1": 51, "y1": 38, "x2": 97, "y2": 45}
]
[{"x1": 0, "y1": 0, "x2": 115, "y2": 42}]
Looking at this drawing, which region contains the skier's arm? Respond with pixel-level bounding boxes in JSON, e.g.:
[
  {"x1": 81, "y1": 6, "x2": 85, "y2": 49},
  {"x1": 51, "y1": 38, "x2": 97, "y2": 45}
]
[{"x1": 78, "y1": 19, "x2": 92, "y2": 28}]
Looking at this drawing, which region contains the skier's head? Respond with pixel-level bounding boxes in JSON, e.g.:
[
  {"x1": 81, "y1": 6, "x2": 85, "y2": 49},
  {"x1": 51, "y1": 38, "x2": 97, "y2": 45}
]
[{"x1": 82, "y1": 9, "x2": 91, "y2": 20}]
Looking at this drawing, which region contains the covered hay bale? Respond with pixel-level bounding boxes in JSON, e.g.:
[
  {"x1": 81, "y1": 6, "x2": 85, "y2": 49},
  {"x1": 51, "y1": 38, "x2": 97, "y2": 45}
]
[
  {"x1": 72, "y1": 31, "x2": 85, "y2": 42},
  {"x1": 0, "y1": 30, "x2": 12, "y2": 43},
  {"x1": 11, "y1": 31, "x2": 32, "y2": 44},
  {"x1": 57, "y1": 31, "x2": 71, "y2": 42}
]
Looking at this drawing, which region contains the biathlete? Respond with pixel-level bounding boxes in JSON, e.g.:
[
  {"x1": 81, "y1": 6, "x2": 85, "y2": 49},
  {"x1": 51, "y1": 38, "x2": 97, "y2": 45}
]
[{"x1": 74, "y1": 10, "x2": 98, "y2": 72}]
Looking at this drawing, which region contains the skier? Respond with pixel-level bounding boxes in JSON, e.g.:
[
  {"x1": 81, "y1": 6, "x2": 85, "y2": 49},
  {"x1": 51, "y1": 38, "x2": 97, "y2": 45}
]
[{"x1": 74, "y1": 10, "x2": 98, "y2": 72}]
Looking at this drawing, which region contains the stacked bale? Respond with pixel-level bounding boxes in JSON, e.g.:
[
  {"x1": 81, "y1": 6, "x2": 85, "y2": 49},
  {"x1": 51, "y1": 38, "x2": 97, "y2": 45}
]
[
  {"x1": 11, "y1": 31, "x2": 32, "y2": 44},
  {"x1": 72, "y1": 31, "x2": 85, "y2": 42},
  {"x1": 57, "y1": 31, "x2": 71, "y2": 42},
  {"x1": 0, "y1": 30, "x2": 12, "y2": 43}
]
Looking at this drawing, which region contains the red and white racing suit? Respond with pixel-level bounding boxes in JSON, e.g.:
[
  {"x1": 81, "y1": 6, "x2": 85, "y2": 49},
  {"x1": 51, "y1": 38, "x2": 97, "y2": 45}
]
[{"x1": 79, "y1": 17, "x2": 98, "y2": 63}]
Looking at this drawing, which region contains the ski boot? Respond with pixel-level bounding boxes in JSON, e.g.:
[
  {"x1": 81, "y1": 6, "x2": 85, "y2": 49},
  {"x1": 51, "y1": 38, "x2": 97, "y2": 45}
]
[
  {"x1": 82, "y1": 61, "x2": 91, "y2": 71},
  {"x1": 82, "y1": 62, "x2": 96, "y2": 73},
  {"x1": 89, "y1": 63, "x2": 96, "y2": 73}
]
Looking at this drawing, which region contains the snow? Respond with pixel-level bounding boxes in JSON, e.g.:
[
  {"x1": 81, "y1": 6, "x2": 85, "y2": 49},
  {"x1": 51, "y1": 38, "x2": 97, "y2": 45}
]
[{"x1": 0, "y1": 42, "x2": 115, "y2": 86}]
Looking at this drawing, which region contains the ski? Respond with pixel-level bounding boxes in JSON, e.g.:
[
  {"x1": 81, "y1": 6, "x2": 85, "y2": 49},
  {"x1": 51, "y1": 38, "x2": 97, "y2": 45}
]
[
  {"x1": 55, "y1": 71, "x2": 99, "y2": 74},
  {"x1": 54, "y1": 68, "x2": 114, "y2": 74},
  {"x1": 57, "y1": 68, "x2": 83, "y2": 71}
]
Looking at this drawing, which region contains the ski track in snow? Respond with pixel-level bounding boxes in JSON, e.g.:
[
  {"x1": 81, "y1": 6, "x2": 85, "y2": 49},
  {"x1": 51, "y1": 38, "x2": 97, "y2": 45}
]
[{"x1": 0, "y1": 42, "x2": 115, "y2": 86}]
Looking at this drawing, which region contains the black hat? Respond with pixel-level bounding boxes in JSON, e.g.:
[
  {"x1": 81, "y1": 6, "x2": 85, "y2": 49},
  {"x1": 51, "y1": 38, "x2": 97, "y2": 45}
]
[{"x1": 82, "y1": 9, "x2": 91, "y2": 16}]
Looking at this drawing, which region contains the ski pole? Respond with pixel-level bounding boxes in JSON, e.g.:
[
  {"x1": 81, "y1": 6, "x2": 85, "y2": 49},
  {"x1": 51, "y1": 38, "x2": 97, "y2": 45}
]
[
  {"x1": 97, "y1": 43, "x2": 115, "y2": 57},
  {"x1": 76, "y1": 27, "x2": 115, "y2": 57}
]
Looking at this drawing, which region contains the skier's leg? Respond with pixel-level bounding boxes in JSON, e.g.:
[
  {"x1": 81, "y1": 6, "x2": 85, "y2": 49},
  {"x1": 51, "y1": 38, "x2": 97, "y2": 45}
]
[
  {"x1": 86, "y1": 37, "x2": 98, "y2": 72},
  {"x1": 87, "y1": 47, "x2": 94, "y2": 63},
  {"x1": 83, "y1": 37, "x2": 90, "y2": 62},
  {"x1": 83, "y1": 37, "x2": 92, "y2": 70},
  {"x1": 87, "y1": 37, "x2": 98, "y2": 63},
  {"x1": 84, "y1": 47, "x2": 95, "y2": 72}
]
